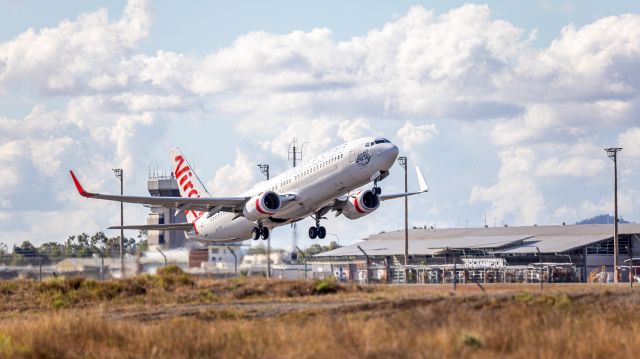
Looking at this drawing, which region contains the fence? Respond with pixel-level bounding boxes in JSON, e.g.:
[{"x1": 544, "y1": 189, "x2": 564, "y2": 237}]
[{"x1": 0, "y1": 254, "x2": 144, "y2": 280}]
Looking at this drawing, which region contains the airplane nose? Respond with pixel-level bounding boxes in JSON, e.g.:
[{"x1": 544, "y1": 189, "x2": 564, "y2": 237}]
[
  {"x1": 379, "y1": 143, "x2": 399, "y2": 170},
  {"x1": 391, "y1": 144, "x2": 399, "y2": 158}
]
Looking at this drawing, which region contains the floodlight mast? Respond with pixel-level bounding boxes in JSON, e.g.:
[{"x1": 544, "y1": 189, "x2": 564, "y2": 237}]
[
  {"x1": 112, "y1": 168, "x2": 124, "y2": 278},
  {"x1": 257, "y1": 164, "x2": 270, "y2": 278},
  {"x1": 605, "y1": 147, "x2": 622, "y2": 283},
  {"x1": 398, "y1": 156, "x2": 408, "y2": 271}
]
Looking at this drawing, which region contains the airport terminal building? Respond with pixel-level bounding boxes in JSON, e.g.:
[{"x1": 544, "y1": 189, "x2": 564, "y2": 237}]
[{"x1": 314, "y1": 224, "x2": 640, "y2": 284}]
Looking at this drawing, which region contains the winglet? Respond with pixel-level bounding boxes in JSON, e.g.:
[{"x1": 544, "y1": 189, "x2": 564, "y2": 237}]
[
  {"x1": 416, "y1": 167, "x2": 429, "y2": 192},
  {"x1": 69, "y1": 170, "x2": 94, "y2": 198}
]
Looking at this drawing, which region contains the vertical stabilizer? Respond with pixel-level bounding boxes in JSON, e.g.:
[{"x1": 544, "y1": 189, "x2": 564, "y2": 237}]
[{"x1": 170, "y1": 147, "x2": 210, "y2": 222}]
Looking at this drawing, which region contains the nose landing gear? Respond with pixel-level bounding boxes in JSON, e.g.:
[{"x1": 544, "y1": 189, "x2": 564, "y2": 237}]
[
  {"x1": 252, "y1": 221, "x2": 270, "y2": 240},
  {"x1": 372, "y1": 177, "x2": 382, "y2": 195},
  {"x1": 308, "y1": 213, "x2": 327, "y2": 239}
]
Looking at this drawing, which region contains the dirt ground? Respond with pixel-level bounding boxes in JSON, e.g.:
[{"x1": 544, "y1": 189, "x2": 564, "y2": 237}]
[{"x1": 1, "y1": 275, "x2": 639, "y2": 358}]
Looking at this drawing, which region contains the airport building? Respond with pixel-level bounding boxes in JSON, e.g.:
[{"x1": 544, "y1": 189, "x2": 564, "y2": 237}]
[
  {"x1": 314, "y1": 224, "x2": 640, "y2": 284},
  {"x1": 146, "y1": 173, "x2": 187, "y2": 250}
]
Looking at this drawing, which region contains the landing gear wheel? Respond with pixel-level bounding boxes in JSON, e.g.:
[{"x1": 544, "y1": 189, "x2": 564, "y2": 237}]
[
  {"x1": 252, "y1": 227, "x2": 260, "y2": 240},
  {"x1": 260, "y1": 227, "x2": 270, "y2": 240},
  {"x1": 308, "y1": 226, "x2": 318, "y2": 239},
  {"x1": 317, "y1": 226, "x2": 326, "y2": 239}
]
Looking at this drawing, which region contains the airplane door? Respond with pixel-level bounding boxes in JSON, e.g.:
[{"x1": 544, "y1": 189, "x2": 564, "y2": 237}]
[{"x1": 349, "y1": 148, "x2": 355, "y2": 163}]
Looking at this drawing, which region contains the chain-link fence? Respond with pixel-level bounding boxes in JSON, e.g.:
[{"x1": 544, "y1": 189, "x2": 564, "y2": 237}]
[{"x1": 0, "y1": 254, "x2": 147, "y2": 280}]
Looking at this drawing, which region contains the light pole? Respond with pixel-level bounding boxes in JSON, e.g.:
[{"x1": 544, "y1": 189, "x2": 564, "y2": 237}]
[
  {"x1": 605, "y1": 147, "x2": 622, "y2": 283},
  {"x1": 112, "y1": 168, "x2": 125, "y2": 278},
  {"x1": 397, "y1": 156, "x2": 408, "y2": 268},
  {"x1": 257, "y1": 164, "x2": 269, "y2": 181},
  {"x1": 257, "y1": 164, "x2": 271, "y2": 278}
]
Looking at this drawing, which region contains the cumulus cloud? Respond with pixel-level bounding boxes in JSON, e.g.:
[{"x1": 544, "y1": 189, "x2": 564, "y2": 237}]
[
  {"x1": 206, "y1": 150, "x2": 260, "y2": 196},
  {"x1": 396, "y1": 120, "x2": 438, "y2": 151},
  {"x1": 619, "y1": 128, "x2": 640, "y2": 158},
  {"x1": 338, "y1": 118, "x2": 373, "y2": 142},
  {"x1": 2, "y1": 0, "x2": 640, "y2": 247},
  {"x1": 0, "y1": 0, "x2": 151, "y2": 95},
  {"x1": 470, "y1": 148, "x2": 545, "y2": 225}
]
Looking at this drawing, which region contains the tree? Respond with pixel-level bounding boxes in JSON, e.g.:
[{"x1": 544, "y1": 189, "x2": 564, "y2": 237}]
[
  {"x1": 14, "y1": 241, "x2": 37, "y2": 257},
  {"x1": 303, "y1": 241, "x2": 342, "y2": 257},
  {"x1": 39, "y1": 242, "x2": 64, "y2": 258}
]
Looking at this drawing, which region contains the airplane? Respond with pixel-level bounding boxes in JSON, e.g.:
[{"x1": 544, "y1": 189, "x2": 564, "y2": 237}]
[{"x1": 69, "y1": 136, "x2": 429, "y2": 243}]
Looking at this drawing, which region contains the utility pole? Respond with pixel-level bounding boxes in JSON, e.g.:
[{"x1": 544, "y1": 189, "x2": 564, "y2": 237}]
[
  {"x1": 398, "y1": 157, "x2": 408, "y2": 269},
  {"x1": 113, "y1": 168, "x2": 125, "y2": 278},
  {"x1": 288, "y1": 139, "x2": 305, "y2": 255},
  {"x1": 605, "y1": 147, "x2": 622, "y2": 283},
  {"x1": 257, "y1": 164, "x2": 270, "y2": 278}
]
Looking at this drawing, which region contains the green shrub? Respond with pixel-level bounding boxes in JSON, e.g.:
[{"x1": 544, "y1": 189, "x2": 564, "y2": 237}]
[
  {"x1": 459, "y1": 332, "x2": 484, "y2": 349},
  {"x1": 156, "y1": 265, "x2": 194, "y2": 289},
  {"x1": 313, "y1": 278, "x2": 339, "y2": 295},
  {"x1": 0, "y1": 282, "x2": 17, "y2": 295}
]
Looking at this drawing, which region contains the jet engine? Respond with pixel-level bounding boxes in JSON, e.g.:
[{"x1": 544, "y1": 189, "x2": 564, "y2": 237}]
[
  {"x1": 342, "y1": 190, "x2": 380, "y2": 220},
  {"x1": 243, "y1": 191, "x2": 281, "y2": 221}
]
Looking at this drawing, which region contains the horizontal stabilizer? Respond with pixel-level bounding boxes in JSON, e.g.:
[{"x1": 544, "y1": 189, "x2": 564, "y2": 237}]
[{"x1": 108, "y1": 223, "x2": 194, "y2": 231}]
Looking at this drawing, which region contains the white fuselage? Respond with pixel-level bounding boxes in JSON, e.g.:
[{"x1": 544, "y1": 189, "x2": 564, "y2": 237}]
[{"x1": 190, "y1": 137, "x2": 399, "y2": 242}]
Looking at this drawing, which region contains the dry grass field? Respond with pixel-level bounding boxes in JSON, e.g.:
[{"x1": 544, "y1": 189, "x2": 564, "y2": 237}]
[{"x1": 0, "y1": 266, "x2": 639, "y2": 358}]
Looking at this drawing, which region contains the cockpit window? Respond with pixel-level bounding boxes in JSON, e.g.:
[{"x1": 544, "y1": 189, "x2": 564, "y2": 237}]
[
  {"x1": 374, "y1": 140, "x2": 385, "y2": 144},
  {"x1": 365, "y1": 143, "x2": 370, "y2": 147}
]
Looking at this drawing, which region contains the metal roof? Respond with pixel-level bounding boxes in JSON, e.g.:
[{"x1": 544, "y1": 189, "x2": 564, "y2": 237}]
[
  {"x1": 315, "y1": 224, "x2": 640, "y2": 258},
  {"x1": 316, "y1": 235, "x2": 534, "y2": 257},
  {"x1": 367, "y1": 224, "x2": 640, "y2": 240},
  {"x1": 315, "y1": 239, "x2": 442, "y2": 257},
  {"x1": 492, "y1": 235, "x2": 612, "y2": 254}
]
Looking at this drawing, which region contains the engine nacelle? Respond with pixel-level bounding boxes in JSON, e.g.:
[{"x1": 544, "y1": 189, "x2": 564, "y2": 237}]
[
  {"x1": 342, "y1": 190, "x2": 380, "y2": 220},
  {"x1": 243, "y1": 191, "x2": 281, "y2": 221}
]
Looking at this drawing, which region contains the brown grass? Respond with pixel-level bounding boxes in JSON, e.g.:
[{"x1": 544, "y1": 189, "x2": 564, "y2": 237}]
[{"x1": 0, "y1": 272, "x2": 639, "y2": 358}]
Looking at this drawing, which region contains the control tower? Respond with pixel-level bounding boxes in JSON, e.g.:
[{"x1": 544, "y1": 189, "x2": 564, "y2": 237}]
[{"x1": 146, "y1": 172, "x2": 187, "y2": 250}]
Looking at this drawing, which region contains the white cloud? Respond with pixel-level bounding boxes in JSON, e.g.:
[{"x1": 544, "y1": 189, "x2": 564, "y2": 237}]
[
  {"x1": 0, "y1": 0, "x2": 151, "y2": 95},
  {"x1": 338, "y1": 118, "x2": 373, "y2": 142},
  {"x1": 206, "y1": 150, "x2": 259, "y2": 196},
  {"x1": 470, "y1": 148, "x2": 545, "y2": 225},
  {"x1": 396, "y1": 120, "x2": 438, "y2": 151},
  {"x1": 534, "y1": 156, "x2": 605, "y2": 177},
  {"x1": 619, "y1": 127, "x2": 640, "y2": 158},
  {"x1": 2, "y1": 1, "x2": 640, "y2": 247}
]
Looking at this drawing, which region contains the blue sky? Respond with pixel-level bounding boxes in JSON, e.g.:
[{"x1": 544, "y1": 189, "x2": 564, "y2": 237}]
[{"x1": 0, "y1": 0, "x2": 639, "y2": 250}]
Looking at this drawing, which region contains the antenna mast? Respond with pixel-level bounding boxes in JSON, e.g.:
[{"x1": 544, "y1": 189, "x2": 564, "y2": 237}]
[{"x1": 288, "y1": 138, "x2": 303, "y2": 168}]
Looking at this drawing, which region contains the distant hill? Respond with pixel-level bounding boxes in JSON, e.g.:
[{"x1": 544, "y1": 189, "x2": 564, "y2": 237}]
[{"x1": 576, "y1": 214, "x2": 632, "y2": 225}]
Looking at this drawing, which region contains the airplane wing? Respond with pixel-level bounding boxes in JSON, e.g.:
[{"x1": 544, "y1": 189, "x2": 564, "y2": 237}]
[
  {"x1": 319, "y1": 166, "x2": 429, "y2": 216},
  {"x1": 108, "y1": 223, "x2": 194, "y2": 230},
  {"x1": 70, "y1": 170, "x2": 250, "y2": 213},
  {"x1": 379, "y1": 166, "x2": 429, "y2": 201}
]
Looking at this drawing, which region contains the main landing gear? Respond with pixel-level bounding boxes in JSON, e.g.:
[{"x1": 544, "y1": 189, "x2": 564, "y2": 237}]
[
  {"x1": 252, "y1": 221, "x2": 269, "y2": 240},
  {"x1": 308, "y1": 214, "x2": 327, "y2": 240}
]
